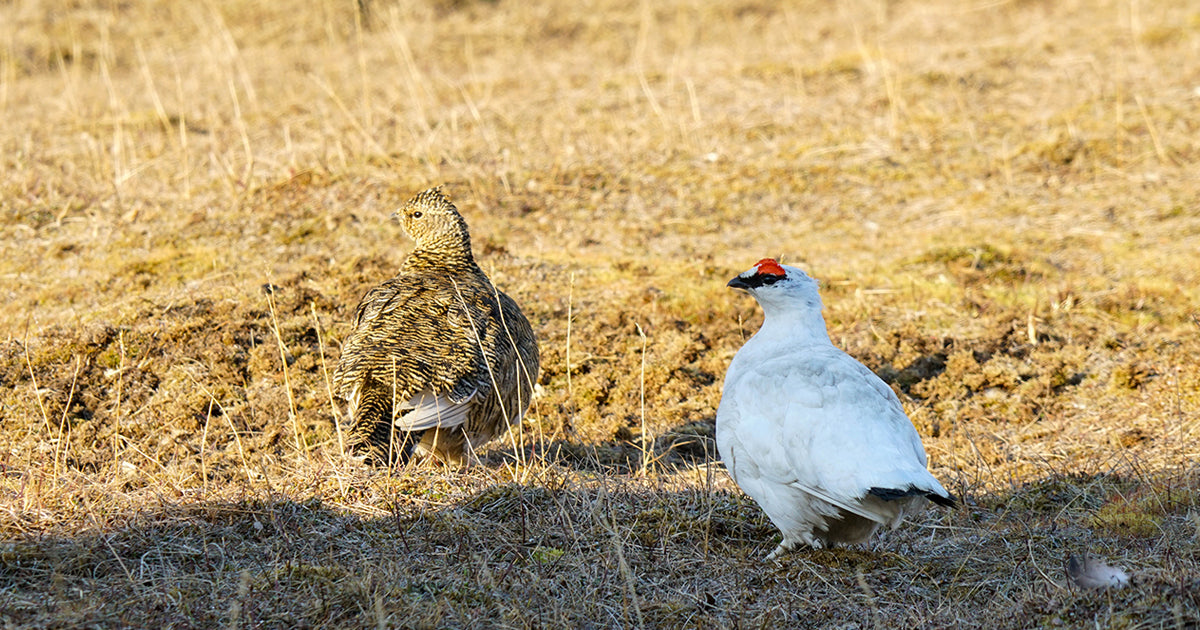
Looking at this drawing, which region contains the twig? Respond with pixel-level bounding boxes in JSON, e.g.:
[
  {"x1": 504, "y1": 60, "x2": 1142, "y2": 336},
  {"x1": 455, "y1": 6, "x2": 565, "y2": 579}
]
[
  {"x1": 566, "y1": 272, "x2": 575, "y2": 398},
  {"x1": 1134, "y1": 94, "x2": 1173, "y2": 165},
  {"x1": 595, "y1": 484, "x2": 646, "y2": 630},
  {"x1": 307, "y1": 73, "x2": 388, "y2": 157},
  {"x1": 487, "y1": 271, "x2": 532, "y2": 471},
  {"x1": 22, "y1": 338, "x2": 53, "y2": 435},
  {"x1": 635, "y1": 322, "x2": 651, "y2": 476},
  {"x1": 111, "y1": 330, "x2": 127, "y2": 479},
  {"x1": 266, "y1": 284, "x2": 304, "y2": 454},
  {"x1": 52, "y1": 356, "x2": 82, "y2": 490},
  {"x1": 186, "y1": 373, "x2": 253, "y2": 484},
  {"x1": 449, "y1": 277, "x2": 513, "y2": 469},
  {"x1": 1027, "y1": 537, "x2": 1065, "y2": 590},
  {"x1": 310, "y1": 301, "x2": 345, "y2": 457},
  {"x1": 200, "y1": 398, "x2": 214, "y2": 495}
]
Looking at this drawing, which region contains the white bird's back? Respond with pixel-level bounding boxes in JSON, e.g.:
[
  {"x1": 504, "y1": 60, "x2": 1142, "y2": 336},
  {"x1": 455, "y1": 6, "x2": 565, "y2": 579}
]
[{"x1": 716, "y1": 259, "x2": 954, "y2": 558}]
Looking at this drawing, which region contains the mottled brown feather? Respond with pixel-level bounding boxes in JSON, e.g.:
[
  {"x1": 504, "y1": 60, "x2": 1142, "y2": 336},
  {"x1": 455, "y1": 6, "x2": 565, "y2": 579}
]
[{"x1": 332, "y1": 187, "x2": 540, "y2": 465}]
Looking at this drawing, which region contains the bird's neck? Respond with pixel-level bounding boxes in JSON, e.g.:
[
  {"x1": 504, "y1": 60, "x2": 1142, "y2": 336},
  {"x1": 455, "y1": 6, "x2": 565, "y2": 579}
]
[
  {"x1": 755, "y1": 307, "x2": 832, "y2": 347},
  {"x1": 402, "y1": 246, "x2": 477, "y2": 272}
]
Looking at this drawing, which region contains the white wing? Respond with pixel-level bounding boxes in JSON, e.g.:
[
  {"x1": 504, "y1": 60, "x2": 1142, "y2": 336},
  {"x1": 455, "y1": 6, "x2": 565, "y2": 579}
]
[
  {"x1": 720, "y1": 344, "x2": 947, "y2": 517},
  {"x1": 394, "y1": 388, "x2": 477, "y2": 431}
]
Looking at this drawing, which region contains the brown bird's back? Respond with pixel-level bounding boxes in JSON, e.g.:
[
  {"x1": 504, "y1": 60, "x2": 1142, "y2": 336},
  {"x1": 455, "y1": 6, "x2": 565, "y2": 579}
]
[{"x1": 332, "y1": 187, "x2": 539, "y2": 465}]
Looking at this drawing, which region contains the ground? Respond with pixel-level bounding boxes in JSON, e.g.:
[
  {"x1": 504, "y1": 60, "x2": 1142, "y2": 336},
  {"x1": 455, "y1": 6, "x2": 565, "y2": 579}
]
[{"x1": 1, "y1": 0, "x2": 1199, "y2": 627}]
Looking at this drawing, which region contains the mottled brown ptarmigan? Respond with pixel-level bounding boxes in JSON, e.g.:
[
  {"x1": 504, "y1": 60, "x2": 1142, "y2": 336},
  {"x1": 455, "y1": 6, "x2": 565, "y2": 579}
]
[{"x1": 332, "y1": 187, "x2": 540, "y2": 466}]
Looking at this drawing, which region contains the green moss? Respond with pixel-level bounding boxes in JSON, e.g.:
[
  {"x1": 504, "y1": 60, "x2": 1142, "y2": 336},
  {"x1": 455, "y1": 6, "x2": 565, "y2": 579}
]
[
  {"x1": 1091, "y1": 500, "x2": 1164, "y2": 538},
  {"x1": 529, "y1": 545, "x2": 564, "y2": 564}
]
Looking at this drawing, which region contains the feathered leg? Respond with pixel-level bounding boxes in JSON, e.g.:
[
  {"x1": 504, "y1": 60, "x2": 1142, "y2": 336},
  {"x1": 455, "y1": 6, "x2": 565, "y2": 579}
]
[
  {"x1": 414, "y1": 427, "x2": 467, "y2": 466},
  {"x1": 348, "y1": 379, "x2": 419, "y2": 465}
]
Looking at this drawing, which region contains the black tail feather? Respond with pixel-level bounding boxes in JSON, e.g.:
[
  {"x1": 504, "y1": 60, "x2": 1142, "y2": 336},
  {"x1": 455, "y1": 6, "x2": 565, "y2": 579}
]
[
  {"x1": 926, "y1": 492, "x2": 957, "y2": 508},
  {"x1": 869, "y1": 485, "x2": 957, "y2": 508}
]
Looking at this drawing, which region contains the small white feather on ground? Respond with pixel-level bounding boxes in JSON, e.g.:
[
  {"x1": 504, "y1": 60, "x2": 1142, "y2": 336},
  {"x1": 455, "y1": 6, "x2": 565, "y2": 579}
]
[{"x1": 1066, "y1": 554, "x2": 1130, "y2": 589}]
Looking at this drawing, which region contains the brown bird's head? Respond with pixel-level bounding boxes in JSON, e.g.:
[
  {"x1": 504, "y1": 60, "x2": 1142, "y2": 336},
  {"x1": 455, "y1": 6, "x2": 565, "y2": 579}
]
[{"x1": 393, "y1": 186, "x2": 473, "y2": 259}]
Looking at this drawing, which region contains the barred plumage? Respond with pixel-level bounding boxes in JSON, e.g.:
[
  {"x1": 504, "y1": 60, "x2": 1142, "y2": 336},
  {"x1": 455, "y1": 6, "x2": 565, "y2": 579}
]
[{"x1": 332, "y1": 187, "x2": 540, "y2": 465}]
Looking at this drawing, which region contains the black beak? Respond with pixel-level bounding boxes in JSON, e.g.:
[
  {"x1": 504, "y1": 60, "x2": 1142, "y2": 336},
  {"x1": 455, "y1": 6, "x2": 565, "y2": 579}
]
[{"x1": 729, "y1": 273, "x2": 784, "y2": 290}]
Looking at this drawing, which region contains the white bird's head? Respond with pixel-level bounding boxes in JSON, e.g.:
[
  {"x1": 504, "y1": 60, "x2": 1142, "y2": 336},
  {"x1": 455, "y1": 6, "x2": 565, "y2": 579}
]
[{"x1": 728, "y1": 258, "x2": 827, "y2": 327}]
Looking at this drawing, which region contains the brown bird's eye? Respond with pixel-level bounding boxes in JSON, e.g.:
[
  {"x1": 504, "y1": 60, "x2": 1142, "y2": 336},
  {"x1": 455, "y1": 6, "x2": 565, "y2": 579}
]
[{"x1": 412, "y1": 211, "x2": 423, "y2": 219}]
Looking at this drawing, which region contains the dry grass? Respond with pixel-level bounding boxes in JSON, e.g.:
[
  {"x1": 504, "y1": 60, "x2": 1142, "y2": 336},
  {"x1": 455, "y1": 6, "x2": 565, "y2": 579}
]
[{"x1": 2, "y1": 0, "x2": 1200, "y2": 627}]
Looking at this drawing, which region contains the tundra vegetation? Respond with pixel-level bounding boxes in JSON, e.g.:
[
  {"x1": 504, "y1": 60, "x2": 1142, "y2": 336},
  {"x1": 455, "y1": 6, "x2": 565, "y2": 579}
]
[{"x1": 1, "y1": 0, "x2": 1198, "y2": 627}]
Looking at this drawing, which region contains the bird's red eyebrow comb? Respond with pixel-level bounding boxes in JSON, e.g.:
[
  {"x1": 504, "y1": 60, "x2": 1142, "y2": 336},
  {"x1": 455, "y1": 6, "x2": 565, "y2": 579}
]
[{"x1": 754, "y1": 258, "x2": 786, "y2": 277}]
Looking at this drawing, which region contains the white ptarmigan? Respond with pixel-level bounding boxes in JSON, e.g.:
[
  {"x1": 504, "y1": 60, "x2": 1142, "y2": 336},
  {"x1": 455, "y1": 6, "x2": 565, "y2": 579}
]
[
  {"x1": 716, "y1": 258, "x2": 954, "y2": 559},
  {"x1": 332, "y1": 187, "x2": 540, "y2": 466}
]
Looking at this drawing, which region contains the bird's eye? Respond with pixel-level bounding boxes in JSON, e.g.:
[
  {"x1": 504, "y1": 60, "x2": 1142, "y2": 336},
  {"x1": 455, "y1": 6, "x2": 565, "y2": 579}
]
[{"x1": 412, "y1": 211, "x2": 423, "y2": 219}]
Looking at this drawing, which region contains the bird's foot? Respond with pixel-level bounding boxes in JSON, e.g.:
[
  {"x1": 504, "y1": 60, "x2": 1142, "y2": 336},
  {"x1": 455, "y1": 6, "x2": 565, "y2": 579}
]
[
  {"x1": 767, "y1": 540, "x2": 801, "y2": 561},
  {"x1": 766, "y1": 535, "x2": 824, "y2": 561}
]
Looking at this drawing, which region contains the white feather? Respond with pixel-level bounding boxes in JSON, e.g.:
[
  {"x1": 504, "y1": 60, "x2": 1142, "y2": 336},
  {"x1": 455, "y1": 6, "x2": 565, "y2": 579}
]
[
  {"x1": 717, "y1": 260, "x2": 953, "y2": 557},
  {"x1": 788, "y1": 482, "x2": 891, "y2": 526},
  {"x1": 394, "y1": 388, "x2": 477, "y2": 431},
  {"x1": 1066, "y1": 554, "x2": 1129, "y2": 589}
]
